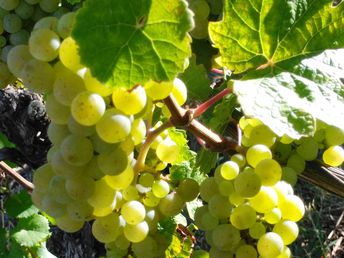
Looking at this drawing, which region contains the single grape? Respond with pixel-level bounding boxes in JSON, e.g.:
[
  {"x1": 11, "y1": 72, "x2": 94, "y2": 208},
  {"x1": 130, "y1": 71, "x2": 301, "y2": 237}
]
[
  {"x1": 65, "y1": 176, "x2": 95, "y2": 201},
  {"x1": 296, "y1": 137, "x2": 319, "y2": 161},
  {"x1": 211, "y1": 224, "x2": 241, "y2": 251},
  {"x1": 123, "y1": 221, "x2": 149, "y2": 243},
  {"x1": 92, "y1": 213, "x2": 123, "y2": 243},
  {"x1": 57, "y1": 12, "x2": 76, "y2": 38},
  {"x1": 249, "y1": 221, "x2": 266, "y2": 239},
  {"x1": 45, "y1": 94, "x2": 70, "y2": 124},
  {"x1": 246, "y1": 144, "x2": 272, "y2": 168},
  {"x1": 208, "y1": 194, "x2": 232, "y2": 219},
  {"x1": 257, "y1": 232, "x2": 284, "y2": 258},
  {"x1": 60, "y1": 135, "x2": 94, "y2": 166},
  {"x1": 39, "y1": 0, "x2": 59, "y2": 13},
  {"x1": 15, "y1": 1, "x2": 34, "y2": 19},
  {"x1": 87, "y1": 178, "x2": 117, "y2": 209},
  {"x1": 325, "y1": 125, "x2": 344, "y2": 146},
  {"x1": 255, "y1": 158, "x2": 282, "y2": 186},
  {"x1": 322, "y1": 145, "x2": 344, "y2": 166},
  {"x1": 83, "y1": 68, "x2": 112, "y2": 96},
  {"x1": 112, "y1": 85, "x2": 147, "y2": 115},
  {"x1": 273, "y1": 220, "x2": 299, "y2": 245},
  {"x1": 286, "y1": 153, "x2": 305, "y2": 174},
  {"x1": 59, "y1": 37, "x2": 83, "y2": 72},
  {"x1": 249, "y1": 186, "x2": 278, "y2": 213},
  {"x1": 235, "y1": 244, "x2": 258, "y2": 258},
  {"x1": 105, "y1": 165, "x2": 134, "y2": 190},
  {"x1": 264, "y1": 207, "x2": 282, "y2": 224},
  {"x1": 176, "y1": 178, "x2": 200, "y2": 201},
  {"x1": 67, "y1": 200, "x2": 93, "y2": 221},
  {"x1": 97, "y1": 147, "x2": 128, "y2": 175},
  {"x1": 29, "y1": 28, "x2": 60, "y2": 61},
  {"x1": 233, "y1": 170, "x2": 261, "y2": 198},
  {"x1": 144, "y1": 79, "x2": 173, "y2": 100},
  {"x1": 0, "y1": 0, "x2": 19, "y2": 11},
  {"x1": 278, "y1": 195, "x2": 305, "y2": 222},
  {"x1": 230, "y1": 204, "x2": 257, "y2": 230},
  {"x1": 199, "y1": 177, "x2": 219, "y2": 202},
  {"x1": 220, "y1": 161, "x2": 239, "y2": 180},
  {"x1": 33, "y1": 16, "x2": 58, "y2": 31},
  {"x1": 158, "y1": 191, "x2": 184, "y2": 217},
  {"x1": 152, "y1": 179, "x2": 170, "y2": 198},
  {"x1": 156, "y1": 137, "x2": 179, "y2": 164},
  {"x1": 171, "y1": 78, "x2": 187, "y2": 105},
  {"x1": 55, "y1": 214, "x2": 84, "y2": 233},
  {"x1": 121, "y1": 200, "x2": 146, "y2": 225}
]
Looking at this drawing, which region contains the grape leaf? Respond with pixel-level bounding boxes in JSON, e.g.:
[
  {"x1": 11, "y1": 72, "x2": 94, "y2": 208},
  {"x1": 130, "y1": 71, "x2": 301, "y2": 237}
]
[
  {"x1": 0, "y1": 132, "x2": 15, "y2": 148},
  {"x1": 186, "y1": 199, "x2": 203, "y2": 221},
  {"x1": 32, "y1": 243, "x2": 57, "y2": 258},
  {"x1": 5, "y1": 191, "x2": 39, "y2": 219},
  {"x1": 234, "y1": 49, "x2": 344, "y2": 138},
  {"x1": 72, "y1": 0, "x2": 193, "y2": 89},
  {"x1": 11, "y1": 215, "x2": 50, "y2": 247},
  {"x1": 209, "y1": 0, "x2": 344, "y2": 73}
]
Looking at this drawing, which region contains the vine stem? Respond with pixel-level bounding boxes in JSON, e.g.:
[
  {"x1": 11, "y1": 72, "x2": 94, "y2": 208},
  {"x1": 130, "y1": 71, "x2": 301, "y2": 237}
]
[
  {"x1": 0, "y1": 161, "x2": 34, "y2": 192},
  {"x1": 134, "y1": 120, "x2": 173, "y2": 174},
  {"x1": 192, "y1": 88, "x2": 231, "y2": 118}
]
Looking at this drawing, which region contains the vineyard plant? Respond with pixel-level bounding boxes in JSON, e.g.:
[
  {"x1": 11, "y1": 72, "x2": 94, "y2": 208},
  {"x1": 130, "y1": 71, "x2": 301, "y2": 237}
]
[{"x1": 0, "y1": 0, "x2": 344, "y2": 257}]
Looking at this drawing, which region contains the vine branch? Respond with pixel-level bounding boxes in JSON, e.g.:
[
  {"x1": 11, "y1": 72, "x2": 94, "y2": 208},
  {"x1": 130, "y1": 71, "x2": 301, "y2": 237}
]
[{"x1": 0, "y1": 161, "x2": 34, "y2": 192}]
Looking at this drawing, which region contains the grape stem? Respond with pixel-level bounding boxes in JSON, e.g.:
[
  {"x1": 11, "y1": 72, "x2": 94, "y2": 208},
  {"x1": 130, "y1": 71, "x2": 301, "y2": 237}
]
[
  {"x1": 0, "y1": 161, "x2": 34, "y2": 192},
  {"x1": 192, "y1": 88, "x2": 231, "y2": 118},
  {"x1": 134, "y1": 120, "x2": 173, "y2": 174}
]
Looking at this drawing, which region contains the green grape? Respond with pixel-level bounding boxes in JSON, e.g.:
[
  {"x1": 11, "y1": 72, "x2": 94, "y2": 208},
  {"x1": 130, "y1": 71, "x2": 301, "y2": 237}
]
[
  {"x1": 158, "y1": 191, "x2": 184, "y2": 217},
  {"x1": 200, "y1": 211, "x2": 219, "y2": 231},
  {"x1": 31, "y1": 189, "x2": 43, "y2": 208},
  {"x1": 281, "y1": 166, "x2": 298, "y2": 186},
  {"x1": 171, "y1": 78, "x2": 187, "y2": 105},
  {"x1": 138, "y1": 172, "x2": 154, "y2": 187},
  {"x1": 47, "y1": 145, "x2": 58, "y2": 162},
  {"x1": 47, "y1": 122, "x2": 69, "y2": 146},
  {"x1": 286, "y1": 153, "x2": 305, "y2": 174},
  {"x1": 57, "y1": 12, "x2": 76, "y2": 38},
  {"x1": 122, "y1": 185, "x2": 139, "y2": 201},
  {"x1": 97, "y1": 147, "x2": 128, "y2": 175},
  {"x1": 211, "y1": 224, "x2": 241, "y2": 251},
  {"x1": 0, "y1": 0, "x2": 19, "y2": 10},
  {"x1": 190, "y1": 17, "x2": 208, "y2": 39},
  {"x1": 273, "y1": 142, "x2": 292, "y2": 163},
  {"x1": 32, "y1": 5, "x2": 48, "y2": 22},
  {"x1": 46, "y1": 94, "x2": 71, "y2": 124},
  {"x1": 246, "y1": 144, "x2": 272, "y2": 168},
  {"x1": 209, "y1": 247, "x2": 233, "y2": 258},
  {"x1": 33, "y1": 163, "x2": 55, "y2": 193},
  {"x1": 33, "y1": 16, "x2": 58, "y2": 31},
  {"x1": 230, "y1": 204, "x2": 256, "y2": 230},
  {"x1": 132, "y1": 236, "x2": 158, "y2": 258},
  {"x1": 87, "y1": 177, "x2": 117, "y2": 209},
  {"x1": 247, "y1": 124, "x2": 277, "y2": 147},
  {"x1": 39, "y1": 0, "x2": 59, "y2": 13},
  {"x1": 92, "y1": 213, "x2": 123, "y2": 243},
  {"x1": 25, "y1": 0, "x2": 40, "y2": 5},
  {"x1": 9, "y1": 29, "x2": 29, "y2": 45},
  {"x1": 296, "y1": 137, "x2": 319, "y2": 161},
  {"x1": 228, "y1": 192, "x2": 245, "y2": 206},
  {"x1": 1, "y1": 45, "x2": 13, "y2": 62},
  {"x1": 120, "y1": 136, "x2": 135, "y2": 154},
  {"x1": 28, "y1": 28, "x2": 60, "y2": 61},
  {"x1": 53, "y1": 69, "x2": 85, "y2": 106},
  {"x1": 249, "y1": 186, "x2": 278, "y2": 213},
  {"x1": 71, "y1": 91, "x2": 106, "y2": 126},
  {"x1": 67, "y1": 116, "x2": 95, "y2": 137},
  {"x1": 145, "y1": 209, "x2": 159, "y2": 232},
  {"x1": 21, "y1": 59, "x2": 55, "y2": 93},
  {"x1": 131, "y1": 119, "x2": 146, "y2": 145},
  {"x1": 83, "y1": 68, "x2": 113, "y2": 96},
  {"x1": 144, "y1": 79, "x2": 173, "y2": 100},
  {"x1": 218, "y1": 180, "x2": 234, "y2": 197},
  {"x1": 60, "y1": 135, "x2": 93, "y2": 166},
  {"x1": 278, "y1": 195, "x2": 305, "y2": 222},
  {"x1": 105, "y1": 165, "x2": 134, "y2": 190},
  {"x1": 273, "y1": 181, "x2": 293, "y2": 203},
  {"x1": 325, "y1": 125, "x2": 344, "y2": 146},
  {"x1": 322, "y1": 145, "x2": 344, "y2": 166},
  {"x1": 67, "y1": 200, "x2": 93, "y2": 221},
  {"x1": 112, "y1": 85, "x2": 147, "y2": 115},
  {"x1": 65, "y1": 176, "x2": 95, "y2": 200},
  {"x1": 176, "y1": 178, "x2": 199, "y2": 201},
  {"x1": 124, "y1": 221, "x2": 149, "y2": 243},
  {"x1": 199, "y1": 177, "x2": 219, "y2": 202},
  {"x1": 53, "y1": 6, "x2": 69, "y2": 18},
  {"x1": 48, "y1": 175, "x2": 72, "y2": 204},
  {"x1": 121, "y1": 200, "x2": 146, "y2": 225},
  {"x1": 220, "y1": 161, "x2": 239, "y2": 180},
  {"x1": 152, "y1": 179, "x2": 170, "y2": 198},
  {"x1": 191, "y1": 249, "x2": 209, "y2": 258},
  {"x1": 235, "y1": 244, "x2": 258, "y2": 258},
  {"x1": 230, "y1": 154, "x2": 246, "y2": 168},
  {"x1": 208, "y1": 194, "x2": 232, "y2": 219},
  {"x1": 257, "y1": 232, "x2": 284, "y2": 258},
  {"x1": 194, "y1": 205, "x2": 208, "y2": 229},
  {"x1": 273, "y1": 220, "x2": 299, "y2": 245},
  {"x1": 59, "y1": 37, "x2": 83, "y2": 72},
  {"x1": 234, "y1": 170, "x2": 261, "y2": 198},
  {"x1": 55, "y1": 214, "x2": 84, "y2": 233},
  {"x1": 142, "y1": 191, "x2": 160, "y2": 207},
  {"x1": 84, "y1": 156, "x2": 105, "y2": 180},
  {"x1": 277, "y1": 247, "x2": 292, "y2": 258},
  {"x1": 51, "y1": 151, "x2": 84, "y2": 179},
  {"x1": 249, "y1": 221, "x2": 266, "y2": 239},
  {"x1": 156, "y1": 137, "x2": 179, "y2": 164},
  {"x1": 90, "y1": 134, "x2": 117, "y2": 154},
  {"x1": 254, "y1": 159, "x2": 282, "y2": 186},
  {"x1": 41, "y1": 195, "x2": 66, "y2": 217},
  {"x1": 189, "y1": 0, "x2": 210, "y2": 18},
  {"x1": 96, "y1": 109, "x2": 132, "y2": 143},
  {"x1": 264, "y1": 207, "x2": 282, "y2": 224},
  {"x1": 15, "y1": 1, "x2": 34, "y2": 19}
]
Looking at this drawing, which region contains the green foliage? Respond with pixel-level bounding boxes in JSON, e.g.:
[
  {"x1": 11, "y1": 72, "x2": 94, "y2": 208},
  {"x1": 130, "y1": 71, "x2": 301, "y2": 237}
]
[{"x1": 5, "y1": 191, "x2": 39, "y2": 219}]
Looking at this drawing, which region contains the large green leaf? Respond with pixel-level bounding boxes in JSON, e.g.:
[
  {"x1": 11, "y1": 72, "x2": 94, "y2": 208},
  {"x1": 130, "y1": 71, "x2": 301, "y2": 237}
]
[
  {"x1": 5, "y1": 191, "x2": 39, "y2": 219},
  {"x1": 234, "y1": 49, "x2": 344, "y2": 138},
  {"x1": 209, "y1": 0, "x2": 344, "y2": 73},
  {"x1": 73, "y1": 0, "x2": 193, "y2": 89}
]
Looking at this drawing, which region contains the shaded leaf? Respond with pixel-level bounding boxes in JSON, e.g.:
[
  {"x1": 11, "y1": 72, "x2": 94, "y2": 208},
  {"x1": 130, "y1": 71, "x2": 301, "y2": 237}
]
[{"x1": 4, "y1": 191, "x2": 39, "y2": 219}]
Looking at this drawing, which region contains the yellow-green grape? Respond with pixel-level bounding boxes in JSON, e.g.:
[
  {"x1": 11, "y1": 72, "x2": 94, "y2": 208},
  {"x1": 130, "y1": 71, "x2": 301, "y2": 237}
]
[
  {"x1": 105, "y1": 165, "x2": 134, "y2": 190},
  {"x1": 90, "y1": 134, "x2": 117, "y2": 154},
  {"x1": 39, "y1": 0, "x2": 59, "y2": 13},
  {"x1": 296, "y1": 137, "x2": 319, "y2": 161},
  {"x1": 121, "y1": 200, "x2": 146, "y2": 225},
  {"x1": 246, "y1": 144, "x2": 272, "y2": 168},
  {"x1": 278, "y1": 195, "x2": 305, "y2": 222},
  {"x1": 247, "y1": 124, "x2": 277, "y2": 147},
  {"x1": 60, "y1": 135, "x2": 93, "y2": 166},
  {"x1": 190, "y1": 17, "x2": 208, "y2": 39},
  {"x1": 96, "y1": 109, "x2": 132, "y2": 143},
  {"x1": 87, "y1": 178, "x2": 117, "y2": 209},
  {"x1": 273, "y1": 142, "x2": 292, "y2": 163},
  {"x1": 249, "y1": 186, "x2": 278, "y2": 213},
  {"x1": 230, "y1": 204, "x2": 256, "y2": 230},
  {"x1": 273, "y1": 181, "x2": 294, "y2": 203},
  {"x1": 124, "y1": 221, "x2": 149, "y2": 243},
  {"x1": 277, "y1": 247, "x2": 292, "y2": 258},
  {"x1": 208, "y1": 247, "x2": 233, "y2": 258},
  {"x1": 71, "y1": 91, "x2": 106, "y2": 126},
  {"x1": 171, "y1": 78, "x2": 187, "y2": 105},
  {"x1": 156, "y1": 137, "x2": 179, "y2": 164},
  {"x1": 235, "y1": 244, "x2": 258, "y2": 258},
  {"x1": 29, "y1": 28, "x2": 60, "y2": 61},
  {"x1": 132, "y1": 236, "x2": 159, "y2": 258},
  {"x1": 325, "y1": 125, "x2": 344, "y2": 146},
  {"x1": 158, "y1": 191, "x2": 184, "y2": 217},
  {"x1": 51, "y1": 151, "x2": 84, "y2": 179},
  {"x1": 255, "y1": 159, "x2": 282, "y2": 186},
  {"x1": 33, "y1": 164, "x2": 54, "y2": 193},
  {"x1": 286, "y1": 153, "x2": 305, "y2": 174},
  {"x1": 46, "y1": 93, "x2": 70, "y2": 124},
  {"x1": 190, "y1": 249, "x2": 209, "y2": 258},
  {"x1": 281, "y1": 167, "x2": 298, "y2": 186},
  {"x1": 176, "y1": 178, "x2": 200, "y2": 201},
  {"x1": 120, "y1": 136, "x2": 135, "y2": 155},
  {"x1": 57, "y1": 12, "x2": 76, "y2": 38},
  {"x1": 7, "y1": 45, "x2": 32, "y2": 78},
  {"x1": 112, "y1": 85, "x2": 147, "y2": 115},
  {"x1": 55, "y1": 214, "x2": 84, "y2": 233},
  {"x1": 249, "y1": 221, "x2": 266, "y2": 239},
  {"x1": 264, "y1": 207, "x2": 282, "y2": 224},
  {"x1": 257, "y1": 232, "x2": 284, "y2": 258},
  {"x1": 194, "y1": 206, "x2": 208, "y2": 229},
  {"x1": 144, "y1": 80, "x2": 173, "y2": 100},
  {"x1": 218, "y1": 180, "x2": 234, "y2": 197},
  {"x1": 208, "y1": 194, "x2": 232, "y2": 219},
  {"x1": 20, "y1": 59, "x2": 55, "y2": 93},
  {"x1": 189, "y1": 0, "x2": 210, "y2": 19},
  {"x1": 67, "y1": 116, "x2": 95, "y2": 137},
  {"x1": 48, "y1": 175, "x2": 72, "y2": 204},
  {"x1": 59, "y1": 37, "x2": 83, "y2": 72},
  {"x1": 131, "y1": 119, "x2": 146, "y2": 145},
  {"x1": 65, "y1": 176, "x2": 95, "y2": 200},
  {"x1": 47, "y1": 145, "x2": 59, "y2": 162},
  {"x1": 0, "y1": 0, "x2": 19, "y2": 10},
  {"x1": 142, "y1": 191, "x2": 160, "y2": 207},
  {"x1": 41, "y1": 195, "x2": 66, "y2": 217},
  {"x1": 200, "y1": 211, "x2": 219, "y2": 231},
  {"x1": 97, "y1": 147, "x2": 128, "y2": 175},
  {"x1": 220, "y1": 161, "x2": 239, "y2": 180},
  {"x1": 47, "y1": 122, "x2": 69, "y2": 146},
  {"x1": 84, "y1": 157, "x2": 105, "y2": 180},
  {"x1": 211, "y1": 224, "x2": 241, "y2": 251},
  {"x1": 322, "y1": 145, "x2": 344, "y2": 166},
  {"x1": 33, "y1": 16, "x2": 58, "y2": 31},
  {"x1": 228, "y1": 192, "x2": 245, "y2": 206},
  {"x1": 123, "y1": 185, "x2": 139, "y2": 201},
  {"x1": 92, "y1": 213, "x2": 123, "y2": 243},
  {"x1": 273, "y1": 220, "x2": 299, "y2": 245},
  {"x1": 152, "y1": 179, "x2": 170, "y2": 198},
  {"x1": 230, "y1": 154, "x2": 246, "y2": 168},
  {"x1": 199, "y1": 177, "x2": 219, "y2": 202},
  {"x1": 233, "y1": 170, "x2": 261, "y2": 198},
  {"x1": 0, "y1": 62, "x2": 15, "y2": 88},
  {"x1": 83, "y1": 68, "x2": 113, "y2": 96},
  {"x1": 67, "y1": 200, "x2": 93, "y2": 221},
  {"x1": 138, "y1": 173, "x2": 154, "y2": 187}
]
